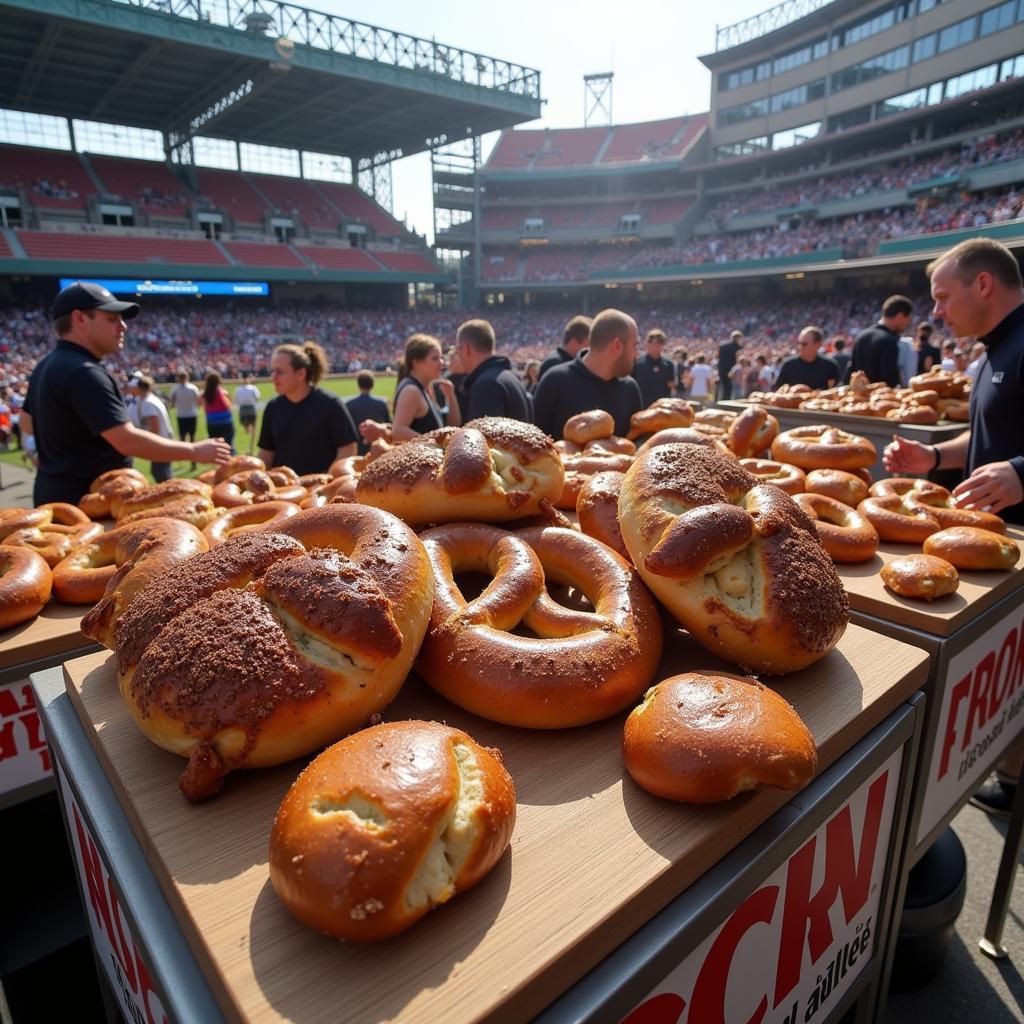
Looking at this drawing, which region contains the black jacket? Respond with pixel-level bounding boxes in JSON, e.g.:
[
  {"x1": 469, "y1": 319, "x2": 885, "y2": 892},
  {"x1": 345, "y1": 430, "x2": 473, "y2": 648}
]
[{"x1": 460, "y1": 355, "x2": 532, "y2": 423}]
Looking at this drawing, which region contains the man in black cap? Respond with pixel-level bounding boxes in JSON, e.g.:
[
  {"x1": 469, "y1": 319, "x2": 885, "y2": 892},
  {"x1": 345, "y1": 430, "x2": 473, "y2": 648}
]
[{"x1": 21, "y1": 281, "x2": 230, "y2": 505}]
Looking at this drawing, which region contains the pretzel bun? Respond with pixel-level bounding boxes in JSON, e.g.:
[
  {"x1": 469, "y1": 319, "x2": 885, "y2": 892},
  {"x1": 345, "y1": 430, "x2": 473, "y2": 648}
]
[
  {"x1": 357, "y1": 418, "x2": 564, "y2": 527},
  {"x1": 889, "y1": 405, "x2": 939, "y2": 425},
  {"x1": 726, "y1": 407, "x2": 780, "y2": 458},
  {"x1": 269, "y1": 721, "x2": 515, "y2": 942},
  {"x1": 640, "y1": 428, "x2": 734, "y2": 459},
  {"x1": 113, "y1": 506, "x2": 434, "y2": 800},
  {"x1": 115, "y1": 479, "x2": 213, "y2": 520},
  {"x1": 940, "y1": 400, "x2": 970, "y2": 422},
  {"x1": 0, "y1": 547, "x2": 52, "y2": 630},
  {"x1": 556, "y1": 451, "x2": 634, "y2": 509},
  {"x1": 618, "y1": 444, "x2": 848, "y2": 673},
  {"x1": 563, "y1": 409, "x2": 614, "y2": 444},
  {"x1": 118, "y1": 495, "x2": 222, "y2": 530},
  {"x1": 576, "y1": 470, "x2": 629, "y2": 560},
  {"x1": 793, "y1": 493, "x2": 879, "y2": 563},
  {"x1": 881, "y1": 554, "x2": 959, "y2": 601},
  {"x1": 738, "y1": 459, "x2": 806, "y2": 496},
  {"x1": 804, "y1": 469, "x2": 869, "y2": 508},
  {"x1": 627, "y1": 403, "x2": 695, "y2": 440},
  {"x1": 623, "y1": 672, "x2": 816, "y2": 803},
  {"x1": 417, "y1": 523, "x2": 662, "y2": 727},
  {"x1": 922, "y1": 527, "x2": 1020, "y2": 571},
  {"x1": 203, "y1": 501, "x2": 302, "y2": 546},
  {"x1": 910, "y1": 370, "x2": 960, "y2": 397},
  {"x1": 3, "y1": 521, "x2": 103, "y2": 567},
  {"x1": 584, "y1": 435, "x2": 636, "y2": 455},
  {"x1": 771, "y1": 426, "x2": 876, "y2": 471},
  {"x1": 213, "y1": 454, "x2": 265, "y2": 483},
  {"x1": 554, "y1": 439, "x2": 582, "y2": 457}
]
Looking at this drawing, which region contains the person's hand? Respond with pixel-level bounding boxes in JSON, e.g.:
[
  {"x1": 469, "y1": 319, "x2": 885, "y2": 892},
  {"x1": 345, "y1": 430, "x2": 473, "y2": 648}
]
[
  {"x1": 435, "y1": 378, "x2": 456, "y2": 403},
  {"x1": 193, "y1": 438, "x2": 231, "y2": 465},
  {"x1": 883, "y1": 435, "x2": 934, "y2": 475},
  {"x1": 951, "y1": 461, "x2": 1024, "y2": 514},
  {"x1": 359, "y1": 419, "x2": 387, "y2": 443}
]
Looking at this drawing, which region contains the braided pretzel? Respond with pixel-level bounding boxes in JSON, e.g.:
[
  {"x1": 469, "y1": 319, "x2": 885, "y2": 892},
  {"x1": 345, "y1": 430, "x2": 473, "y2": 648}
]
[
  {"x1": 563, "y1": 409, "x2": 614, "y2": 445},
  {"x1": 115, "y1": 479, "x2": 213, "y2": 521},
  {"x1": 417, "y1": 523, "x2": 662, "y2": 727},
  {"x1": 793, "y1": 493, "x2": 879, "y2": 563},
  {"x1": 771, "y1": 425, "x2": 876, "y2": 471},
  {"x1": 0, "y1": 547, "x2": 52, "y2": 630},
  {"x1": 203, "y1": 500, "x2": 301, "y2": 546},
  {"x1": 211, "y1": 470, "x2": 306, "y2": 508},
  {"x1": 112, "y1": 506, "x2": 434, "y2": 800},
  {"x1": 576, "y1": 470, "x2": 629, "y2": 561},
  {"x1": 726, "y1": 407, "x2": 780, "y2": 458},
  {"x1": 618, "y1": 444, "x2": 848, "y2": 673},
  {"x1": 871, "y1": 478, "x2": 1006, "y2": 533},
  {"x1": 738, "y1": 459, "x2": 806, "y2": 496},
  {"x1": 627, "y1": 400, "x2": 695, "y2": 440},
  {"x1": 3, "y1": 521, "x2": 103, "y2": 567},
  {"x1": 79, "y1": 469, "x2": 149, "y2": 518},
  {"x1": 357, "y1": 418, "x2": 564, "y2": 527}
]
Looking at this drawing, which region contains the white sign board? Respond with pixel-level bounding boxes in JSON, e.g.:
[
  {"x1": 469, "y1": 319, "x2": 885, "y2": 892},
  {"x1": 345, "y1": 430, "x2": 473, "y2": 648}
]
[
  {"x1": 56, "y1": 758, "x2": 171, "y2": 1024},
  {"x1": 918, "y1": 604, "x2": 1024, "y2": 845},
  {"x1": 0, "y1": 678, "x2": 52, "y2": 795},
  {"x1": 621, "y1": 747, "x2": 903, "y2": 1024}
]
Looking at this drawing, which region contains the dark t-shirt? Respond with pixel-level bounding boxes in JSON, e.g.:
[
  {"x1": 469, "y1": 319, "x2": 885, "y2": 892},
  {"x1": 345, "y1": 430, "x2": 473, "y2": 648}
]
[
  {"x1": 460, "y1": 355, "x2": 532, "y2": 423},
  {"x1": 969, "y1": 303, "x2": 1024, "y2": 524},
  {"x1": 24, "y1": 339, "x2": 130, "y2": 504},
  {"x1": 917, "y1": 341, "x2": 941, "y2": 375},
  {"x1": 631, "y1": 353, "x2": 676, "y2": 406},
  {"x1": 257, "y1": 387, "x2": 358, "y2": 475},
  {"x1": 717, "y1": 339, "x2": 740, "y2": 376},
  {"x1": 849, "y1": 323, "x2": 900, "y2": 386},
  {"x1": 532, "y1": 353, "x2": 643, "y2": 440},
  {"x1": 774, "y1": 354, "x2": 841, "y2": 391},
  {"x1": 345, "y1": 391, "x2": 391, "y2": 455},
  {"x1": 539, "y1": 347, "x2": 574, "y2": 380}
]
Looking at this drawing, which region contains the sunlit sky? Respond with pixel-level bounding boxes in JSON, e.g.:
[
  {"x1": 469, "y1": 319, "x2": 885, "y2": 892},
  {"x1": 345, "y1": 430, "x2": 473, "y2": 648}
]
[{"x1": 321, "y1": 0, "x2": 774, "y2": 239}]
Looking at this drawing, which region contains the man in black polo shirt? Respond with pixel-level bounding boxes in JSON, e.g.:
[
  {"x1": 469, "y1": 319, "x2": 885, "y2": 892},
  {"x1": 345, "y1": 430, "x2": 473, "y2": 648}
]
[
  {"x1": 538, "y1": 316, "x2": 591, "y2": 379},
  {"x1": 345, "y1": 371, "x2": 390, "y2": 455},
  {"x1": 847, "y1": 295, "x2": 912, "y2": 386},
  {"x1": 631, "y1": 328, "x2": 676, "y2": 406},
  {"x1": 21, "y1": 281, "x2": 230, "y2": 505},
  {"x1": 915, "y1": 321, "x2": 940, "y2": 374},
  {"x1": 774, "y1": 327, "x2": 840, "y2": 391},
  {"x1": 455, "y1": 318, "x2": 532, "y2": 423},
  {"x1": 533, "y1": 309, "x2": 643, "y2": 440},
  {"x1": 716, "y1": 329, "x2": 742, "y2": 401}
]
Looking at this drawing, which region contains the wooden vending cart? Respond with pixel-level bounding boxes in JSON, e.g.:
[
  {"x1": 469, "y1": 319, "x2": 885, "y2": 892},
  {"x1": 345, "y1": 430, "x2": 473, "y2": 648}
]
[{"x1": 34, "y1": 618, "x2": 928, "y2": 1024}]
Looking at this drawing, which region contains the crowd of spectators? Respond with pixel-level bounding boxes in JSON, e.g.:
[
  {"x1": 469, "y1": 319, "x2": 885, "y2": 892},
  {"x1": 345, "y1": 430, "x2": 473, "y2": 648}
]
[{"x1": 30, "y1": 178, "x2": 80, "y2": 201}]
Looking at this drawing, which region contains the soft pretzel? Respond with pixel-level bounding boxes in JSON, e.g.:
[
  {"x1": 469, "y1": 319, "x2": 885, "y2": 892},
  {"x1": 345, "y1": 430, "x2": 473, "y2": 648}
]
[
  {"x1": 0, "y1": 507, "x2": 51, "y2": 540},
  {"x1": 329, "y1": 454, "x2": 365, "y2": 479},
  {"x1": 923, "y1": 527, "x2": 1020, "y2": 571},
  {"x1": 211, "y1": 470, "x2": 306, "y2": 508},
  {"x1": 269, "y1": 721, "x2": 515, "y2": 943},
  {"x1": 3, "y1": 521, "x2": 103, "y2": 567},
  {"x1": 115, "y1": 479, "x2": 213, "y2": 521},
  {"x1": 793, "y1": 493, "x2": 879, "y2": 563},
  {"x1": 889, "y1": 405, "x2": 939, "y2": 425},
  {"x1": 857, "y1": 495, "x2": 940, "y2": 544},
  {"x1": 417, "y1": 523, "x2": 662, "y2": 727},
  {"x1": 112, "y1": 506, "x2": 434, "y2": 800},
  {"x1": 870, "y1": 478, "x2": 1006, "y2": 533},
  {"x1": 203, "y1": 500, "x2": 302, "y2": 546},
  {"x1": 738, "y1": 459, "x2": 806, "y2": 496},
  {"x1": 881, "y1": 554, "x2": 959, "y2": 601},
  {"x1": 576, "y1": 470, "x2": 629, "y2": 561},
  {"x1": 909, "y1": 370, "x2": 962, "y2": 397},
  {"x1": 302, "y1": 475, "x2": 358, "y2": 508},
  {"x1": 556, "y1": 451, "x2": 634, "y2": 509},
  {"x1": 618, "y1": 444, "x2": 848, "y2": 673},
  {"x1": 726, "y1": 407, "x2": 780, "y2": 458},
  {"x1": 694, "y1": 409, "x2": 736, "y2": 430},
  {"x1": 627, "y1": 400, "x2": 695, "y2": 440},
  {"x1": 639, "y1": 428, "x2": 734, "y2": 459},
  {"x1": 213, "y1": 455, "x2": 266, "y2": 483},
  {"x1": 357, "y1": 418, "x2": 564, "y2": 527},
  {"x1": 804, "y1": 469, "x2": 868, "y2": 508},
  {"x1": 79, "y1": 468, "x2": 149, "y2": 518},
  {"x1": 0, "y1": 547, "x2": 52, "y2": 630},
  {"x1": 771, "y1": 425, "x2": 876, "y2": 471},
  {"x1": 117, "y1": 495, "x2": 221, "y2": 530},
  {"x1": 563, "y1": 409, "x2": 614, "y2": 444},
  {"x1": 584, "y1": 435, "x2": 636, "y2": 456},
  {"x1": 623, "y1": 672, "x2": 817, "y2": 803}
]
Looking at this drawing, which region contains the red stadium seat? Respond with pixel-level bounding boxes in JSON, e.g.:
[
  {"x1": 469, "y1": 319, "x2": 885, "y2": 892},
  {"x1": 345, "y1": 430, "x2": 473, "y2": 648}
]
[
  {"x1": 0, "y1": 145, "x2": 94, "y2": 211},
  {"x1": 221, "y1": 241, "x2": 306, "y2": 268},
  {"x1": 90, "y1": 156, "x2": 190, "y2": 217},
  {"x1": 16, "y1": 230, "x2": 230, "y2": 265}
]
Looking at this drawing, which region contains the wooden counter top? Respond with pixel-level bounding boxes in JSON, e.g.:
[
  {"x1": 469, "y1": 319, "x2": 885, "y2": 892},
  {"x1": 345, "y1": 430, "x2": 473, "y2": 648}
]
[
  {"x1": 837, "y1": 529, "x2": 1024, "y2": 637},
  {"x1": 63, "y1": 621, "x2": 927, "y2": 1024},
  {"x1": 0, "y1": 602, "x2": 90, "y2": 674}
]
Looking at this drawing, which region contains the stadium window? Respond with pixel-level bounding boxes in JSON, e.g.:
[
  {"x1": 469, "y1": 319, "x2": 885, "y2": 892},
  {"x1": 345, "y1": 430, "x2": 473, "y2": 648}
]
[
  {"x1": 1001, "y1": 53, "x2": 1024, "y2": 79},
  {"x1": 303, "y1": 151, "x2": 352, "y2": 183},
  {"x1": 717, "y1": 98, "x2": 768, "y2": 127},
  {"x1": 193, "y1": 136, "x2": 239, "y2": 170},
  {"x1": 72, "y1": 120, "x2": 164, "y2": 161},
  {"x1": 772, "y1": 122, "x2": 821, "y2": 149},
  {"x1": 0, "y1": 108, "x2": 70, "y2": 150},
  {"x1": 980, "y1": 1, "x2": 1017, "y2": 35},
  {"x1": 927, "y1": 81, "x2": 945, "y2": 104},
  {"x1": 945, "y1": 64, "x2": 998, "y2": 99},
  {"x1": 715, "y1": 136, "x2": 768, "y2": 158},
  {"x1": 240, "y1": 142, "x2": 300, "y2": 177},
  {"x1": 876, "y1": 87, "x2": 927, "y2": 118},
  {"x1": 827, "y1": 105, "x2": 873, "y2": 133},
  {"x1": 938, "y1": 17, "x2": 976, "y2": 54},
  {"x1": 912, "y1": 34, "x2": 937, "y2": 62}
]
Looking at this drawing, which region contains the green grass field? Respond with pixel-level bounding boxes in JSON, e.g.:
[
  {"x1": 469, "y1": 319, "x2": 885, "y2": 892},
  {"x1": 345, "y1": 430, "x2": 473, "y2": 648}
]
[{"x1": 0, "y1": 375, "x2": 398, "y2": 482}]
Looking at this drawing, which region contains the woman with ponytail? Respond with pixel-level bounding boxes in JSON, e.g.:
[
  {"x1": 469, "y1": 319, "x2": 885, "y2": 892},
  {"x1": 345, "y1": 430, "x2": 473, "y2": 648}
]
[{"x1": 257, "y1": 340, "x2": 358, "y2": 474}]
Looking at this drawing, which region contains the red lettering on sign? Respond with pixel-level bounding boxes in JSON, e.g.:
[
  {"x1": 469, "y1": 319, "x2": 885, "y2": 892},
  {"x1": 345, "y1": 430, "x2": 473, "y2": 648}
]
[
  {"x1": 773, "y1": 769, "x2": 888, "y2": 1007},
  {"x1": 964, "y1": 651, "x2": 996, "y2": 749},
  {"x1": 21, "y1": 711, "x2": 45, "y2": 750},
  {"x1": 72, "y1": 802, "x2": 117, "y2": 950},
  {"x1": 0, "y1": 684, "x2": 33, "y2": 719},
  {"x1": 938, "y1": 673, "x2": 972, "y2": 781},
  {"x1": 620, "y1": 992, "x2": 686, "y2": 1024},
  {"x1": 0, "y1": 718, "x2": 15, "y2": 762},
  {"x1": 689, "y1": 885, "x2": 778, "y2": 1024},
  {"x1": 38, "y1": 747, "x2": 51, "y2": 772},
  {"x1": 993, "y1": 628, "x2": 1018, "y2": 712}
]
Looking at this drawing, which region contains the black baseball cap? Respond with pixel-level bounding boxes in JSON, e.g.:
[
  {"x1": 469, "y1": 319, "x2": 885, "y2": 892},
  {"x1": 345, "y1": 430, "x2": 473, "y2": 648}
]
[{"x1": 50, "y1": 281, "x2": 140, "y2": 320}]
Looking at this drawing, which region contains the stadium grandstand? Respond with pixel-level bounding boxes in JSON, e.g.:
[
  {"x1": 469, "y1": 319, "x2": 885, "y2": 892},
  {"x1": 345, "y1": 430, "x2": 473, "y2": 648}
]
[{"x1": 463, "y1": 0, "x2": 1024, "y2": 316}]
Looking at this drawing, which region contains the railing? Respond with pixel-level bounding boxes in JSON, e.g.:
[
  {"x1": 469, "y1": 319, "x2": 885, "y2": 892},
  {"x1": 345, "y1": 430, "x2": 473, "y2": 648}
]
[
  {"x1": 715, "y1": 0, "x2": 832, "y2": 51},
  {"x1": 111, "y1": 0, "x2": 541, "y2": 99}
]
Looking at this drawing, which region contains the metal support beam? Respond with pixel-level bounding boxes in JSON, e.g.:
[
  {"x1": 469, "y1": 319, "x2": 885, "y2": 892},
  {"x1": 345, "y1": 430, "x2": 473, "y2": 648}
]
[
  {"x1": 583, "y1": 72, "x2": 613, "y2": 128},
  {"x1": 356, "y1": 157, "x2": 393, "y2": 214},
  {"x1": 90, "y1": 43, "x2": 165, "y2": 119},
  {"x1": 159, "y1": 59, "x2": 258, "y2": 132},
  {"x1": 14, "y1": 22, "x2": 64, "y2": 107}
]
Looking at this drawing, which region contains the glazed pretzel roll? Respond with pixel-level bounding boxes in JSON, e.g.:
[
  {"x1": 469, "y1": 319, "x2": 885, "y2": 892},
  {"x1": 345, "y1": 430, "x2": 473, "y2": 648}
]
[
  {"x1": 737, "y1": 459, "x2": 806, "y2": 496},
  {"x1": 857, "y1": 494, "x2": 940, "y2": 544},
  {"x1": 584, "y1": 435, "x2": 636, "y2": 455},
  {"x1": 909, "y1": 370, "x2": 961, "y2": 397},
  {"x1": 622, "y1": 672, "x2": 817, "y2": 803},
  {"x1": 881, "y1": 554, "x2": 959, "y2": 601},
  {"x1": 725, "y1": 407, "x2": 780, "y2": 459},
  {"x1": 417, "y1": 523, "x2": 662, "y2": 728},
  {"x1": 0, "y1": 547, "x2": 52, "y2": 630},
  {"x1": 922, "y1": 527, "x2": 1021, "y2": 571},
  {"x1": 79, "y1": 468, "x2": 149, "y2": 518},
  {"x1": 211, "y1": 470, "x2": 306, "y2": 508},
  {"x1": 563, "y1": 409, "x2": 614, "y2": 445},
  {"x1": 213, "y1": 454, "x2": 266, "y2": 483},
  {"x1": 115, "y1": 479, "x2": 213, "y2": 521},
  {"x1": 576, "y1": 470, "x2": 629, "y2": 561},
  {"x1": 202, "y1": 500, "x2": 302, "y2": 546},
  {"x1": 694, "y1": 408, "x2": 736, "y2": 430},
  {"x1": 117, "y1": 495, "x2": 221, "y2": 530},
  {"x1": 113, "y1": 506, "x2": 435, "y2": 801},
  {"x1": 771, "y1": 425, "x2": 876, "y2": 471},
  {"x1": 269, "y1": 721, "x2": 516, "y2": 943},
  {"x1": 871, "y1": 478, "x2": 1006, "y2": 533},
  {"x1": 357, "y1": 418, "x2": 564, "y2": 527},
  {"x1": 639, "y1": 428, "x2": 734, "y2": 459},
  {"x1": 804, "y1": 469, "x2": 868, "y2": 508},
  {"x1": 627, "y1": 399, "x2": 695, "y2": 440},
  {"x1": 3, "y1": 521, "x2": 103, "y2": 568},
  {"x1": 793, "y1": 493, "x2": 879, "y2": 563},
  {"x1": 888, "y1": 405, "x2": 939, "y2": 425},
  {"x1": 618, "y1": 444, "x2": 848, "y2": 674},
  {"x1": 0, "y1": 507, "x2": 51, "y2": 540},
  {"x1": 556, "y1": 450, "x2": 634, "y2": 510}
]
